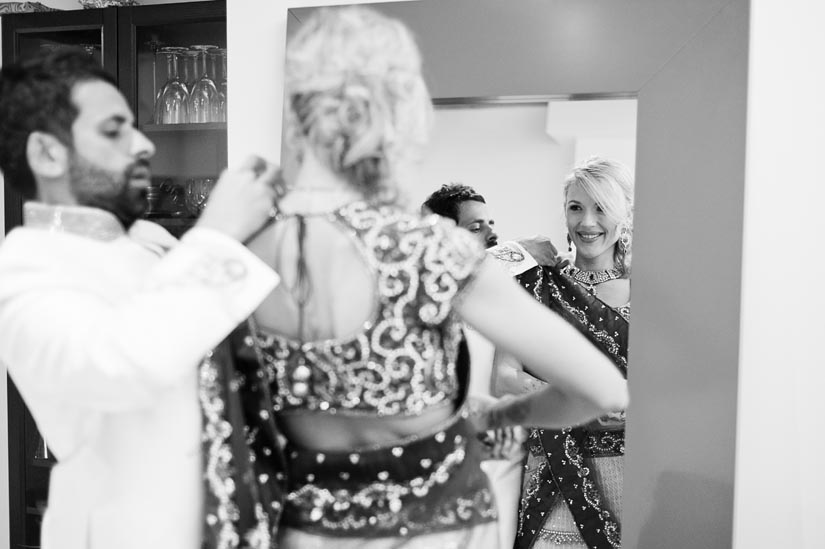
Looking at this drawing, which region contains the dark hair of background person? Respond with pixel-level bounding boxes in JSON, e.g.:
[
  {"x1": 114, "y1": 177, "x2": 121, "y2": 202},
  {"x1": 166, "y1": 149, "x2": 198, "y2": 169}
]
[
  {"x1": 0, "y1": 48, "x2": 116, "y2": 200},
  {"x1": 421, "y1": 183, "x2": 486, "y2": 223}
]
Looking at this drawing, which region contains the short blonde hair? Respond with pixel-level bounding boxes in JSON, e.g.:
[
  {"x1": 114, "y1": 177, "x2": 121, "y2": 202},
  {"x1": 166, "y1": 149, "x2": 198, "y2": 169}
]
[
  {"x1": 564, "y1": 157, "x2": 635, "y2": 273},
  {"x1": 284, "y1": 6, "x2": 433, "y2": 201}
]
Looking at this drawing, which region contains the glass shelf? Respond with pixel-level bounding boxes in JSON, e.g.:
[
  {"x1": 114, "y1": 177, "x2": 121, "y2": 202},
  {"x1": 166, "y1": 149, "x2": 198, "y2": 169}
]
[{"x1": 142, "y1": 122, "x2": 226, "y2": 133}]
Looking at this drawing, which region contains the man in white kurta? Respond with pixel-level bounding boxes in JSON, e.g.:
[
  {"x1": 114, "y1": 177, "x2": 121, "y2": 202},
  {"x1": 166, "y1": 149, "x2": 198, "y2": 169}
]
[{"x1": 0, "y1": 49, "x2": 281, "y2": 549}]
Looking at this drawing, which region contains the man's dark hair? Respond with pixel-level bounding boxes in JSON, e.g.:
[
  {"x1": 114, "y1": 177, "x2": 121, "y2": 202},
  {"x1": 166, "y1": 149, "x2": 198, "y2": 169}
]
[
  {"x1": 0, "y1": 48, "x2": 116, "y2": 199},
  {"x1": 421, "y1": 183, "x2": 486, "y2": 223}
]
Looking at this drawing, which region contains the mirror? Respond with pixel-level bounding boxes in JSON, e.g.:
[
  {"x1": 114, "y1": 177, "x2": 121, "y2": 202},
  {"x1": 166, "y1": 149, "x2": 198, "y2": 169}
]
[
  {"x1": 414, "y1": 98, "x2": 637, "y2": 249},
  {"x1": 278, "y1": 1, "x2": 750, "y2": 547}
]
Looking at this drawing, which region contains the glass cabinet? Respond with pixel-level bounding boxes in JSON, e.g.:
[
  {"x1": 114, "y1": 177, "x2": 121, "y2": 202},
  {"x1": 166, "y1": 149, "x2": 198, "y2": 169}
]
[
  {"x1": 118, "y1": 1, "x2": 227, "y2": 236},
  {"x1": 1, "y1": 2, "x2": 226, "y2": 547}
]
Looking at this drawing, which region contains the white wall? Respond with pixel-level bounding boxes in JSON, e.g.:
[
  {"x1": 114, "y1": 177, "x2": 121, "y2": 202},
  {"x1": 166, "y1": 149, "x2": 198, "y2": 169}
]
[
  {"x1": 732, "y1": 1, "x2": 825, "y2": 548},
  {"x1": 414, "y1": 105, "x2": 570, "y2": 243},
  {"x1": 411, "y1": 100, "x2": 636, "y2": 246}
]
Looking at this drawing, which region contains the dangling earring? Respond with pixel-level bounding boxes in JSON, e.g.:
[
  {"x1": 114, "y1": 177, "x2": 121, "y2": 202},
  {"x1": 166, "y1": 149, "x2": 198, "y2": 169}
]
[
  {"x1": 618, "y1": 227, "x2": 630, "y2": 255},
  {"x1": 615, "y1": 227, "x2": 630, "y2": 271},
  {"x1": 567, "y1": 233, "x2": 573, "y2": 253}
]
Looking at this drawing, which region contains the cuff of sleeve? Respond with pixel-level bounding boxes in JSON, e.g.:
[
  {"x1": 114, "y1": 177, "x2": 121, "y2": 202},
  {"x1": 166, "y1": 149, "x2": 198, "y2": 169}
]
[
  {"x1": 171, "y1": 227, "x2": 280, "y2": 320},
  {"x1": 486, "y1": 241, "x2": 538, "y2": 276}
]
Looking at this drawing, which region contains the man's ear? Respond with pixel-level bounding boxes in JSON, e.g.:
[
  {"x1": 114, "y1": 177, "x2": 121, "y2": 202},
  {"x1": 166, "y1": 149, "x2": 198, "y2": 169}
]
[{"x1": 26, "y1": 131, "x2": 69, "y2": 180}]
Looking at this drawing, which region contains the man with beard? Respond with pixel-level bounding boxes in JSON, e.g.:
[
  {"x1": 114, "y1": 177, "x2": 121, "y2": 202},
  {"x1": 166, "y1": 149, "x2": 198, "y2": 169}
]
[
  {"x1": 422, "y1": 183, "x2": 562, "y2": 273},
  {"x1": 422, "y1": 183, "x2": 500, "y2": 248},
  {"x1": 0, "y1": 49, "x2": 281, "y2": 549}
]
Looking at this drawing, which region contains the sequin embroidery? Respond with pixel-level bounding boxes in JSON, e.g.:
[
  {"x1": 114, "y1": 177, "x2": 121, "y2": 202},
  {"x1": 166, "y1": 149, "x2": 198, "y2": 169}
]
[{"x1": 250, "y1": 202, "x2": 486, "y2": 416}]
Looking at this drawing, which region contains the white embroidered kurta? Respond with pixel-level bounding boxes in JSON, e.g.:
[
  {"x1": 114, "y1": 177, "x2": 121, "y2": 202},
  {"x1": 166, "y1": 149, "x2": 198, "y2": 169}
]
[{"x1": 0, "y1": 203, "x2": 280, "y2": 549}]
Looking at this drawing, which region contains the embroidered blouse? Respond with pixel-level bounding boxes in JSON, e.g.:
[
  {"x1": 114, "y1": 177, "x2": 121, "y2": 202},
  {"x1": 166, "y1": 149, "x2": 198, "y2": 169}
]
[{"x1": 250, "y1": 201, "x2": 486, "y2": 417}]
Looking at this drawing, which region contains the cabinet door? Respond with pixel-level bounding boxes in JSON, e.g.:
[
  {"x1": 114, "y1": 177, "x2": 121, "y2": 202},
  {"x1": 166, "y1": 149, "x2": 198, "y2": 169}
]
[{"x1": 118, "y1": 0, "x2": 227, "y2": 237}]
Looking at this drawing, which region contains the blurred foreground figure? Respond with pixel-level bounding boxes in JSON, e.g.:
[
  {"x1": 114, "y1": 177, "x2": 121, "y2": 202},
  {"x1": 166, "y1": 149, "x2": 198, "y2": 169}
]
[
  {"x1": 0, "y1": 49, "x2": 280, "y2": 549},
  {"x1": 208, "y1": 7, "x2": 627, "y2": 548}
]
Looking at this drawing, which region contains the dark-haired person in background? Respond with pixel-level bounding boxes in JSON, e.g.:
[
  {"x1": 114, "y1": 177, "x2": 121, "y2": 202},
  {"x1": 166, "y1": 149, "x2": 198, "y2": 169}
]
[
  {"x1": 0, "y1": 49, "x2": 280, "y2": 549},
  {"x1": 423, "y1": 183, "x2": 499, "y2": 248},
  {"x1": 422, "y1": 182, "x2": 571, "y2": 547},
  {"x1": 422, "y1": 182, "x2": 564, "y2": 275}
]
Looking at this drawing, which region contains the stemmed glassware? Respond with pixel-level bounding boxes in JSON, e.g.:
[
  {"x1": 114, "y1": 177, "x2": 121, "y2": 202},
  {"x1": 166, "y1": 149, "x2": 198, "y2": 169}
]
[
  {"x1": 153, "y1": 46, "x2": 189, "y2": 124},
  {"x1": 215, "y1": 48, "x2": 228, "y2": 122},
  {"x1": 146, "y1": 40, "x2": 163, "y2": 112},
  {"x1": 184, "y1": 177, "x2": 217, "y2": 217},
  {"x1": 187, "y1": 45, "x2": 220, "y2": 124},
  {"x1": 181, "y1": 48, "x2": 201, "y2": 95}
]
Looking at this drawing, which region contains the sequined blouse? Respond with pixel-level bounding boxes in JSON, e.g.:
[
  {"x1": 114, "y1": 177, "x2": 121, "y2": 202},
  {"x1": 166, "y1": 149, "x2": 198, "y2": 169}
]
[{"x1": 250, "y1": 201, "x2": 487, "y2": 417}]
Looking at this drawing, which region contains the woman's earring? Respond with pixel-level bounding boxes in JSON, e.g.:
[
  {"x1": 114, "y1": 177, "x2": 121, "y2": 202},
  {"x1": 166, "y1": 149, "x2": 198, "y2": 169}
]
[
  {"x1": 618, "y1": 227, "x2": 630, "y2": 255},
  {"x1": 566, "y1": 234, "x2": 573, "y2": 253}
]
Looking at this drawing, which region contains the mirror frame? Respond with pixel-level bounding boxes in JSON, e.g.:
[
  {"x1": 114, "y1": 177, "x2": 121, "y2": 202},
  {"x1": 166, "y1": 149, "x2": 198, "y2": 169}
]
[{"x1": 285, "y1": 1, "x2": 749, "y2": 546}]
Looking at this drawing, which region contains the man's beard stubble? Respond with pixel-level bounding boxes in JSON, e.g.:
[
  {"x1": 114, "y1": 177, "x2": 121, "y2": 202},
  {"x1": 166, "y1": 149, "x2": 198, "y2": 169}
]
[{"x1": 68, "y1": 155, "x2": 149, "y2": 229}]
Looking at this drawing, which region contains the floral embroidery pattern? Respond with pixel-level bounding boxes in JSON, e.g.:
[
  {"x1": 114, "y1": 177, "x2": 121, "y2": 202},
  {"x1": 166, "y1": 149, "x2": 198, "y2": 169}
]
[
  {"x1": 514, "y1": 266, "x2": 628, "y2": 549},
  {"x1": 251, "y1": 202, "x2": 486, "y2": 417},
  {"x1": 200, "y1": 351, "x2": 242, "y2": 548}
]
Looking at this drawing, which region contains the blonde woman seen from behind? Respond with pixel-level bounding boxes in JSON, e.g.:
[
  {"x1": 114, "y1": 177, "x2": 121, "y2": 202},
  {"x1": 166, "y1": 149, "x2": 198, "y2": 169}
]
[{"x1": 210, "y1": 8, "x2": 628, "y2": 548}]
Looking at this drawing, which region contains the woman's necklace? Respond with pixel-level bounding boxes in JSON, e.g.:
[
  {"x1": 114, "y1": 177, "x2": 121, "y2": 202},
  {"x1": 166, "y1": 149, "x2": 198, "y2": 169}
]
[{"x1": 562, "y1": 264, "x2": 623, "y2": 293}]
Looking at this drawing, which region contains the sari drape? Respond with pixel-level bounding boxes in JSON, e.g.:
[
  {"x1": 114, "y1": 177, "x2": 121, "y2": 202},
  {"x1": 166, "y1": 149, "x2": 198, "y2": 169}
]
[{"x1": 513, "y1": 265, "x2": 628, "y2": 549}]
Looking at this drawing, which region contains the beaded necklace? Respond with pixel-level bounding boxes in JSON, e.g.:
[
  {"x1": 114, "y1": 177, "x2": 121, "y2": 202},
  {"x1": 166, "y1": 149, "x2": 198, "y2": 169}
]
[{"x1": 562, "y1": 265, "x2": 622, "y2": 293}]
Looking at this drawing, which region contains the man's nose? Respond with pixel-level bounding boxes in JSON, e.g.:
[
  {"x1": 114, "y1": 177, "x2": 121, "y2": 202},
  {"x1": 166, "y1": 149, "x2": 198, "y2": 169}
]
[{"x1": 131, "y1": 128, "x2": 156, "y2": 159}]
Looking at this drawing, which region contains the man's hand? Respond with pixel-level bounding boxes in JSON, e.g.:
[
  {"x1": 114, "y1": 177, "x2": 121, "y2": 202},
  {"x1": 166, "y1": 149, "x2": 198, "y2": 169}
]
[
  {"x1": 479, "y1": 425, "x2": 528, "y2": 461},
  {"x1": 468, "y1": 395, "x2": 528, "y2": 460},
  {"x1": 197, "y1": 156, "x2": 282, "y2": 242},
  {"x1": 517, "y1": 235, "x2": 565, "y2": 267},
  {"x1": 585, "y1": 410, "x2": 626, "y2": 431}
]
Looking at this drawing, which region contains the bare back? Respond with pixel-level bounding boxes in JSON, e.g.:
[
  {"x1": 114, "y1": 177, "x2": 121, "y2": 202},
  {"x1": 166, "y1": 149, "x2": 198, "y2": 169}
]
[{"x1": 246, "y1": 195, "x2": 485, "y2": 451}]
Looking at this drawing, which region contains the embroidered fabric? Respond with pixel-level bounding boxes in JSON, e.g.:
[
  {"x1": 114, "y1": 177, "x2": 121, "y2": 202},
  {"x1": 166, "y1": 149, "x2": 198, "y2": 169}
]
[
  {"x1": 23, "y1": 202, "x2": 126, "y2": 241},
  {"x1": 523, "y1": 448, "x2": 624, "y2": 548},
  {"x1": 281, "y1": 408, "x2": 497, "y2": 537},
  {"x1": 249, "y1": 201, "x2": 486, "y2": 417},
  {"x1": 514, "y1": 265, "x2": 628, "y2": 549}
]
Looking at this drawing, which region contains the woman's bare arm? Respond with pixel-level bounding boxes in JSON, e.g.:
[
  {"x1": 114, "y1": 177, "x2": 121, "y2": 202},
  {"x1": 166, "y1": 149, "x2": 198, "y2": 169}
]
[{"x1": 456, "y1": 260, "x2": 628, "y2": 428}]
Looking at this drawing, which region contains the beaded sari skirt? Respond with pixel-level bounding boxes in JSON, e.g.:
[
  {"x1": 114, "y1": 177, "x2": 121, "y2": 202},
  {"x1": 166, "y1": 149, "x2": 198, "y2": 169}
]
[
  {"x1": 522, "y1": 448, "x2": 624, "y2": 548},
  {"x1": 279, "y1": 408, "x2": 498, "y2": 545}
]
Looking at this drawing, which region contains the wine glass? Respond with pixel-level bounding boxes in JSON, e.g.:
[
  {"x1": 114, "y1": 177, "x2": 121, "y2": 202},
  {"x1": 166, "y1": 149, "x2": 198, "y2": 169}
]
[
  {"x1": 184, "y1": 177, "x2": 216, "y2": 217},
  {"x1": 181, "y1": 48, "x2": 200, "y2": 94},
  {"x1": 153, "y1": 47, "x2": 189, "y2": 125},
  {"x1": 187, "y1": 45, "x2": 220, "y2": 123},
  {"x1": 79, "y1": 43, "x2": 101, "y2": 62},
  {"x1": 214, "y1": 48, "x2": 228, "y2": 122}
]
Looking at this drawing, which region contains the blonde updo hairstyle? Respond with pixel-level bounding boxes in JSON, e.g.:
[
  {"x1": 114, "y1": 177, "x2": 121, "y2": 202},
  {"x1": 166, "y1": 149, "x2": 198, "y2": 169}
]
[
  {"x1": 563, "y1": 156, "x2": 635, "y2": 275},
  {"x1": 284, "y1": 6, "x2": 433, "y2": 202}
]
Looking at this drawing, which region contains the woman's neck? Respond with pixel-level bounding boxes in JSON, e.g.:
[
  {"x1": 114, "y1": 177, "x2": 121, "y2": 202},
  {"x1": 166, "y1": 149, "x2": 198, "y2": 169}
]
[
  {"x1": 573, "y1": 252, "x2": 616, "y2": 272},
  {"x1": 280, "y1": 151, "x2": 363, "y2": 213}
]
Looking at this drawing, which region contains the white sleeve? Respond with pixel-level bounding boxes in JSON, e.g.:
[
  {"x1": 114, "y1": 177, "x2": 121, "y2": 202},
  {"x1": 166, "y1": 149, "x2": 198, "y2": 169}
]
[
  {"x1": 486, "y1": 241, "x2": 538, "y2": 276},
  {"x1": 0, "y1": 227, "x2": 279, "y2": 411}
]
